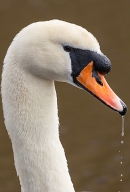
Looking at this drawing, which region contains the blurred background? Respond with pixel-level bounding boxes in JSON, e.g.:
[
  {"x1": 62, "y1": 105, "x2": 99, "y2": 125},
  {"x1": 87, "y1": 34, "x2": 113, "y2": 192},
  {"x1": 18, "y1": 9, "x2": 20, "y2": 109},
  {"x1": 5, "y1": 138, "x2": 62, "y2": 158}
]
[{"x1": 0, "y1": 0, "x2": 130, "y2": 192}]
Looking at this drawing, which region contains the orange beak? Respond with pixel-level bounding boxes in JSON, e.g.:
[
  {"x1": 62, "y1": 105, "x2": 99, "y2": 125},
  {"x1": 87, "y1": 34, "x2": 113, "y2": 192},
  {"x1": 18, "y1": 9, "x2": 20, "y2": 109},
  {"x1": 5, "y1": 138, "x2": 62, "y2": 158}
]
[{"x1": 76, "y1": 61, "x2": 127, "y2": 115}]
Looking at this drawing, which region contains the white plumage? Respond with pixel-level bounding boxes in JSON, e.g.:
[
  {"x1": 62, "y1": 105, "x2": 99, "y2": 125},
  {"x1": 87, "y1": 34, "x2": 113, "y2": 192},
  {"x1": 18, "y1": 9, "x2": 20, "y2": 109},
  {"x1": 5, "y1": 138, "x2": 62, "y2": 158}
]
[{"x1": 1, "y1": 20, "x2": 126, "y2": 192}]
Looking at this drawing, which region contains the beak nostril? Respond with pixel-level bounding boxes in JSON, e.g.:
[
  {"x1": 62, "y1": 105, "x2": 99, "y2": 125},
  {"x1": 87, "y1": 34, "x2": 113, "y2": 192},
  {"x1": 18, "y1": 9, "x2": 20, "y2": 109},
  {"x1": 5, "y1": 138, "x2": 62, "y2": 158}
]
[
  {"x1": 92, "y1": 66, "x2": 103, "y2": 86},
  {"x1": 96, "y1": 79, "x2": 103, "y2": 86}
]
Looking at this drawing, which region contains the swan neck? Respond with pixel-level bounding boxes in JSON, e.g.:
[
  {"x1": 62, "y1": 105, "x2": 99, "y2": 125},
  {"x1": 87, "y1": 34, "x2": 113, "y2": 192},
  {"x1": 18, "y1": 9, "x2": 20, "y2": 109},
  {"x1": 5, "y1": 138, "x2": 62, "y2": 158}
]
[{"x1": 2, "y1": 66, "x2": 75, "y2": 192}]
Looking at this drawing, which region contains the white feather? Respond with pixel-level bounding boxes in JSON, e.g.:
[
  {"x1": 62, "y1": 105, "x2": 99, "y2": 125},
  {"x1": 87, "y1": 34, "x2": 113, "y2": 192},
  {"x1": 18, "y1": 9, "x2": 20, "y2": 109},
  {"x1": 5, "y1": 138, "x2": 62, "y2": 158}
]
[{"x1": 1, "y1": 20, "x2": 101, "y2": 192}]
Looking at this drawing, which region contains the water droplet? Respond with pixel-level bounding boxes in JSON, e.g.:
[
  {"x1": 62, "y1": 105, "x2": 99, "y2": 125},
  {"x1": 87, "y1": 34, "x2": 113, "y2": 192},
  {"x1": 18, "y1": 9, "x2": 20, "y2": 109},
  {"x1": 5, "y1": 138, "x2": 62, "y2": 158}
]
[
  {"x1": 121, "y1": 116, "x2": 125, "y2": 136},
  {"x1": 119, "y1": 116, "x2": 125, "y2": 186}
]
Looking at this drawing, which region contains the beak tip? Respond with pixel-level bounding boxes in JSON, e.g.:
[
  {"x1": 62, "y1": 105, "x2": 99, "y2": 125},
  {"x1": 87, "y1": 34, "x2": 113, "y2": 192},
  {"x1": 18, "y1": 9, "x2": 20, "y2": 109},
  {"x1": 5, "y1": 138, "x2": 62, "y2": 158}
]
[{"x1": 118, "y1": 100, "x2": 127, "y2": 116}]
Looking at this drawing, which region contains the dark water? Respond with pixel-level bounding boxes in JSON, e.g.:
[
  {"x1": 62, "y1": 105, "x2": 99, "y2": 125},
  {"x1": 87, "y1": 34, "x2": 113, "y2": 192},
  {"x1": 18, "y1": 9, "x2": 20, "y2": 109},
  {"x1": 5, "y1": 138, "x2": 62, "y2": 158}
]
[{"x1": 0, "y1": 1, "x2": 130, "y2": 192}]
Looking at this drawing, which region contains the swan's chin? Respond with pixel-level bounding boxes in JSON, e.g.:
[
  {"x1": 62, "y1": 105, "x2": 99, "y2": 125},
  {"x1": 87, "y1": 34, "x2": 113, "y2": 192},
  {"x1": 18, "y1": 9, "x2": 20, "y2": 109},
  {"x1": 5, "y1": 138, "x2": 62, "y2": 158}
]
[{"x1": 75, "y1": 61, "x2": 127, "y2": 115}]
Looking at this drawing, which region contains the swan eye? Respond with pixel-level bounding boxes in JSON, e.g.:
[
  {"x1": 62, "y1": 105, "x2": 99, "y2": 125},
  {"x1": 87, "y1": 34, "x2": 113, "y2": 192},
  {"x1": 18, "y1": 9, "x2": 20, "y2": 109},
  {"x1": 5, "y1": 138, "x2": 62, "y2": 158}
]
[{"x1": 63, "y1": 46, "x2": 73, "y2": 52}]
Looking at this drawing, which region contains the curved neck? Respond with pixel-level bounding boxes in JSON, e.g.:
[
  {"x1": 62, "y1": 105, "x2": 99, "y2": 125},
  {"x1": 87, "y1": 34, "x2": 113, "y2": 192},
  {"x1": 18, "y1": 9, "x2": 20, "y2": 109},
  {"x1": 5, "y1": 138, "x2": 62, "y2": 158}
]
[{"x1": 2, "y1": 65, "x2": 75, "y2": 192}]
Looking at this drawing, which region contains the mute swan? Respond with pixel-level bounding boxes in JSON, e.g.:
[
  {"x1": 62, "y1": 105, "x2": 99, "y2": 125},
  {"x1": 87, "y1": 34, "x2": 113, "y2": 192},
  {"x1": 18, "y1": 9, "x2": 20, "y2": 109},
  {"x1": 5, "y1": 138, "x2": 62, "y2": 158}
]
[{"x1": 1, "y1": 20, "x2": 127, "y2": 192}]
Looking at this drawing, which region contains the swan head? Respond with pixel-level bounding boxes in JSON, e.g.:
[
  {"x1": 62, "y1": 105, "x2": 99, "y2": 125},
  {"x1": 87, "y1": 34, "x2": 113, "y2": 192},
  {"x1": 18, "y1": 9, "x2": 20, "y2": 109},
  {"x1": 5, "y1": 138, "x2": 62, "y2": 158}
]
[{"x1": 9, "y1": 19, "x2": 127, "y2": 115}]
